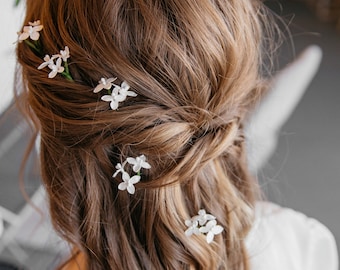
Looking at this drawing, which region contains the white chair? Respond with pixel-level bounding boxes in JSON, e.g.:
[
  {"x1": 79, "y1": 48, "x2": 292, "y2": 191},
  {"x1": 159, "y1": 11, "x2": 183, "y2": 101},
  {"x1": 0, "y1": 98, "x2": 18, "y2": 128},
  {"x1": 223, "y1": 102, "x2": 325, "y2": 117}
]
[
  {"x1": 0, "y1": 186, "x2": 68, "y2": 265},
  {"x1": 246, "y1": 45, "x2": 323, "y2": 172}
]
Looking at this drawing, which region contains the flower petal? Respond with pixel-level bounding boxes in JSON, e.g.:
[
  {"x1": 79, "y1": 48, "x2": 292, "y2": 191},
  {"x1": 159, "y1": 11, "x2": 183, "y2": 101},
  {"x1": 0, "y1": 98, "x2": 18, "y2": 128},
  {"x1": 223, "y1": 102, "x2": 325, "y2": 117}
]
[
  {"x1": 198, "y1": 209, "x2": 206, "y2": 215},
  {"x1": 141, "y1": 162, "x2": 151, "y2": 169},
  {"x1": 132, "y1": 164, "x2": 141, "y2": 172},
  {"x1": 130, "y1": 175, "x2": 141, "y2": 184},
  {"x1": 57, "y1": 66, "x2": 65, "y2": 73},
  {"x1": 199, "y1": 226, "x2": 210, "y2": 234},
  {"x1": 126, "y1": 157, "x2": 136, "y2": 165},
  {"x1": 107, "y1": 77, "x2": 117, "y2": 84},
  {"x1": 118, "y1": 182, "x2": 128, "y2": 191},
  {"x1": 43, "y1": 55, "x2": 52, "y2": 62},
  {"x1": 103, "y1": 84, "x2": 112, "y2": 90},
  {"x1": 122, "y1": 171, "x2": 130, "y2": 180},
  {"x1": 121, "y1": 81, "x2": 130, "y2": 90},
  {"x1": 110, "y1": 100, "x2": 119, "y2": 110},
  {"x1": 55, "y1": 57, "x2": 62, "y2": 67},
  {"x1": 33, "y1": 25, "x2": 43, "y2": 31},
  {"x1": 211, "y1": 225, "x2": 224, "y2": 234},
  {"x1": 115, "y1": 94, "x2": 126, "y2": 102},
  {"x1": 18, "y1": 32, "x2": 29, "y2": 41},
  {"x1": 126, "y1": 90, "x2": 137, "y2": 97},
  {"x1": 30, "y1": 32, "x2": 40, "y2": 41},
  {"x1": 101, "y1": 95, "x2": 113, "y2": 102},
  {"x1": 93, "y1": 85, "x2": 104, "y2": 93},
  {"x1": 29, "y1": 21, "x2": 42, "y2": 26},
  {"x1": 193, "y1": 227, "x2": 201, "y2": 235},
  {"x1": 206, "y1": 220, "x2": 217, "y2": 228},
  {"x1": 23, "y1": 26, "x2": 31, "y2": 32},
  {"x1": 48, "y1": 70, "x2": 58, "y2": 78},
  {"x1": 185, "y1": 220, "x2": 192, "y2": 227},
  {"x1": 37, "y1": 62, "x2": 49, "y2": 70},
  {"x1": 127, "y1": 185, "x2": 135, "y2": 194},
  {"x1": 122, "y1": 172, "x2": 130, "y2": 181},
  {"x1": 205, "y1": 214, "x2": 216, "y2": 220},
  {"x1": 185, "y1": 228, "x2": 194, "y2": 237},
  {"x1": 206, "y1": 232, "x2": 214, "y2": 244}
]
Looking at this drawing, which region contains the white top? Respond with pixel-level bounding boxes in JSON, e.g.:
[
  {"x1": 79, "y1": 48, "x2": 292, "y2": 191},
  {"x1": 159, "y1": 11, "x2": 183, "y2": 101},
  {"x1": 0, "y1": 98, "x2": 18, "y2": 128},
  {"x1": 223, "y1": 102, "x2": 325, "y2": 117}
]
[{"x1": 246, "y1": 202, "x2": 338, "y2": 270}]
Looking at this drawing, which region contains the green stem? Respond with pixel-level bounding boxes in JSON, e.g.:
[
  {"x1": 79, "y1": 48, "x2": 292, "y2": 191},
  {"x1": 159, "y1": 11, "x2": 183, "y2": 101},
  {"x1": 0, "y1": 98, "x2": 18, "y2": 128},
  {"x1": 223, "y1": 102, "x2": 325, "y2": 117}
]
[
  {"x1": 62, "y1": 72, "x2": 73, "y2": 81},
  {"x1": 62, "y1": 61, "x2": 73, "y2": 81},
  {"x1": 64, "y1": 61, "x2": 70, "y2": 74},
  {"x1": 24, "y1": 40, "x2": 40, "y2": 55}
]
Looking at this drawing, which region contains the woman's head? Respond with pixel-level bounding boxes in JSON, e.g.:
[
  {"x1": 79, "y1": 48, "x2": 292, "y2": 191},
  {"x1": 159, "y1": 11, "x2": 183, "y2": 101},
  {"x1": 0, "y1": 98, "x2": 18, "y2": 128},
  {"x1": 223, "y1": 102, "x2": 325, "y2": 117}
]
[{"x1": 17, "y1": 0, "x2": 272, "y2": 269}]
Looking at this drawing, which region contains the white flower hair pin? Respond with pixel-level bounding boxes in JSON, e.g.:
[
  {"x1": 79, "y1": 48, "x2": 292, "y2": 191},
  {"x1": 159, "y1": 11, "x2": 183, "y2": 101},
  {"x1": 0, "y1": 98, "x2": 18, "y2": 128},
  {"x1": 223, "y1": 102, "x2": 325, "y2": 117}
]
[
  {"x1": 17, "y1": 20, "x2": 73, "y2": 81},
  {"x1": 38, "y1": 46, "x2": 73, "y2": 80},
  {"x1": 17, "y1": 20, "x2": 43, "y2": 54},
  {"x1": 185, "y1": 210, "x2": 224, "y2": 244},
  {"x1": 113, "y1": 155, "x2": 151, "y2": 194},
  {"x1": 18, "y1": 20, "x2": 43, "y2": 42},
  {"x1": 93, "y1": 78, "x2": 137, "y2": 110}
]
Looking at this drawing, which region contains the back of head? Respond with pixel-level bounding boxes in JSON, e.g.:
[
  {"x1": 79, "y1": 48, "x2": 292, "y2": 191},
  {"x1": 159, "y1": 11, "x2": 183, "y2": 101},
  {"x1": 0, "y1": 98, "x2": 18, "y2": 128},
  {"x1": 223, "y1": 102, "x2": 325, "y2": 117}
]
[{"x1": 17, "y1": 0, "x2": 272, "y2": 269}]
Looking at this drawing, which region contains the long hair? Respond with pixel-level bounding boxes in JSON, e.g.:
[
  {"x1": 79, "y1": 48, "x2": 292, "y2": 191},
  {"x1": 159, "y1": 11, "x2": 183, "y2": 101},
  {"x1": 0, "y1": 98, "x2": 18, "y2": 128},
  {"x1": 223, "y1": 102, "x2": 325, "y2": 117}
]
[{"x1": 16, "y1": 0, "x2": 273, "y2": 269}]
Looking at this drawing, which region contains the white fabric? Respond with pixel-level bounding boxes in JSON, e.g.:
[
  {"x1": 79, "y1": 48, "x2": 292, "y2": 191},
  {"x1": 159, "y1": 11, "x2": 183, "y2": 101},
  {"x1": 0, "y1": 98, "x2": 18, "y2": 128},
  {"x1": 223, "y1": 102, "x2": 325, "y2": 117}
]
[{"x1": 246, "y1": 202, "x2": 338, "y2": 270}]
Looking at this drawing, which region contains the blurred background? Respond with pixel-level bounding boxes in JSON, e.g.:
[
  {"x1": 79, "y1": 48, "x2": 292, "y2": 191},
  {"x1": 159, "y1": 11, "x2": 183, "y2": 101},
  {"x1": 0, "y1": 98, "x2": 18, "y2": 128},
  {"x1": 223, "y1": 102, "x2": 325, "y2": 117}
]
[
  {"x1": 0, "y1": 0, "x2": 339, "y2": 269},
  {"x1": 263, "y1": 0, "x2": 340, "y2": 251}
]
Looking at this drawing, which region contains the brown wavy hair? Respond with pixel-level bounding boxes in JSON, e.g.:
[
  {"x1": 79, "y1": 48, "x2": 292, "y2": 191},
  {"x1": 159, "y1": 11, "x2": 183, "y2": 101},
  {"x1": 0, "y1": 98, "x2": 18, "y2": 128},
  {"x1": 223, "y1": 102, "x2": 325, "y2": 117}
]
[{"x1": 16, "y1": 0, "x2": 274, "y2": 269}]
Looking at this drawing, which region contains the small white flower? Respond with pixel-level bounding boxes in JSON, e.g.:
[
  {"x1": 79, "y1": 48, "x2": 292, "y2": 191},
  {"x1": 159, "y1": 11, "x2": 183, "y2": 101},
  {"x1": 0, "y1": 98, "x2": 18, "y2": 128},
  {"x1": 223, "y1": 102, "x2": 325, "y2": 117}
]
[
  {"x1": 18, "y1": 20, "x2": 43, "y2": 41},
  {"x1": 101, "y1": 89, "x2": 126, "y2": 110},
  {"x1": 113, "y1": 81, "x2": 137, "y2": 98},
  {"x1": 195, "y1": 209, "x2": 216, "y2": 226},
  {"x1": 55, "y1": 46, "x2": 70, "y2": 62},
  {"x1": 199, "y1": 220, "x2": 224, "y2": 244},
  {"x1": 93, "y1": 77, "x2": 117, "y2": 93},
  {"x1": 185, "y1": 209, "x2": 223, "y2": 244},
  {"x1": 113, "y1": 161, "x2": 128, "y2": 178},
  {"x1": 37, "y1": 55, "x2": 55, "y2": 70},
  {"x1": 114, "y1": 155, "x2": 151, "y2": 195},
  {"x1": 118, "y1": 173, "x2": 141, "y2": 195},
  {"x1": 184, "y1": 219, "x2": 200, "y2": 236},
  {"x1": 47, "y1": 57, "x2": 64, "y2": 78},
  {"x1": 127, "y1": 155, "x2": 151, "y2": 173}
]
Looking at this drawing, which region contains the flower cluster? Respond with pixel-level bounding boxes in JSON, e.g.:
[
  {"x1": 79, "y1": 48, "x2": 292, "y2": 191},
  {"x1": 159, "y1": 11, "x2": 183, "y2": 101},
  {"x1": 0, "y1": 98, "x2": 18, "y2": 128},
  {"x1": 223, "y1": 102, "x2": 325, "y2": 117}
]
[
  {"x1": 113, "y1": 155, "x2": 151, "y2": 194},
  {"x1": 185, "y1": 209, "x2": 224, "y2": 244},
  {"x1": 18, "y1": 20, "x2": 73, "y2": 81},
  {"x1": 17, "y1": 20, "x2": 43, "y2": 42},
  {"x1": 38, "y1": 46, "x2": 71, "y2": 79},
  {"x1": 93, "y1": 78, "x2": 137, "y2": 110}
]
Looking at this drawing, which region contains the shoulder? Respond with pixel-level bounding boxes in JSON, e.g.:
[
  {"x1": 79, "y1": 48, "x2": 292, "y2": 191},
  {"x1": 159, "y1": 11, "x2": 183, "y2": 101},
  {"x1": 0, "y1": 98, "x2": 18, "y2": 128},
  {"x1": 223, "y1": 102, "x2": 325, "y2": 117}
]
[{"x1": 246, "y1": 201, "x2": 338, "y2": 270}]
